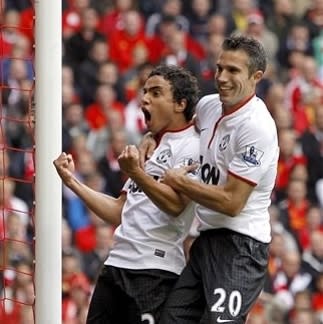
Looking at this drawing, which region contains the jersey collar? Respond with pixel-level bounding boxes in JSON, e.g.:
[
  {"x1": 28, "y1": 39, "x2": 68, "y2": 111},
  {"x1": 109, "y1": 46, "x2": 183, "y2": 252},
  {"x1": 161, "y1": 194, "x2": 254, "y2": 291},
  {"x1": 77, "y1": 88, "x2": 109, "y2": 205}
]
[
  {"x1": 222, "y1": 93, "x2": 255, "y2": 117},
  {"x1": 154, "y1": 122, "x2": 194, "y2": 146}
]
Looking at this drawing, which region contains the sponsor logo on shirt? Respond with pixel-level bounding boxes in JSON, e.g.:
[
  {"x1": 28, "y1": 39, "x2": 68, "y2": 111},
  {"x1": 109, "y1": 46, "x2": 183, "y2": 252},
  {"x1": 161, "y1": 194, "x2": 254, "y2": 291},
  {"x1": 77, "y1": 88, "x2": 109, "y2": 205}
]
[
  {"x1": 129, "y1": 175, "x2": 160, "y2": 194},
  {"x1": 200, "y1": 155, "x2": 220, "y2": 185}
]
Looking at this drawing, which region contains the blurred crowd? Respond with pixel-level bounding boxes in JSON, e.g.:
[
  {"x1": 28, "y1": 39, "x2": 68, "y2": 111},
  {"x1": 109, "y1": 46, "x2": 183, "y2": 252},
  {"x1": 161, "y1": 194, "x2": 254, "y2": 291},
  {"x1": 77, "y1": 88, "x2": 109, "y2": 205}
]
[{"x1": 0, "y1": 0, "x2": 323, "y2": 323}]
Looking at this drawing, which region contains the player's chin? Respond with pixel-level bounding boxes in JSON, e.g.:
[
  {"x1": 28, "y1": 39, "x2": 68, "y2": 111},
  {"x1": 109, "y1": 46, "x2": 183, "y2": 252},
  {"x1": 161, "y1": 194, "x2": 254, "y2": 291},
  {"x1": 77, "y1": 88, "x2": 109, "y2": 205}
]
[
  {"x1": 218, "y1": 90, "x2": 231, "y2": 100},
  {"x1": 219, "y1": 94, "x2": 236, "y2": 107}
]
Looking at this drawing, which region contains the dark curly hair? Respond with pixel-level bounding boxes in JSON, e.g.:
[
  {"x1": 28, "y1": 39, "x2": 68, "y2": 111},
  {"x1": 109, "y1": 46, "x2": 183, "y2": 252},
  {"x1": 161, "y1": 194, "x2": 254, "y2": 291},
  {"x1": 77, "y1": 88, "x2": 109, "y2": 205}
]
[{"x1": 147, "y1": 65, "x2": 200, "y2": 121}]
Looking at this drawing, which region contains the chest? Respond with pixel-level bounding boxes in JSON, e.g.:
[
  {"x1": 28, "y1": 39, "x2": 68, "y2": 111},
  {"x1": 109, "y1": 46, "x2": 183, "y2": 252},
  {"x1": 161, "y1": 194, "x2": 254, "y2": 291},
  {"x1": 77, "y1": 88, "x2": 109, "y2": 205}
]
[
  {"x1": 145, "y1": 142, "x2": 173, "y2": 177},
  {"x1": 200, "y1": 117, "x2": 239, "y2": 167}
]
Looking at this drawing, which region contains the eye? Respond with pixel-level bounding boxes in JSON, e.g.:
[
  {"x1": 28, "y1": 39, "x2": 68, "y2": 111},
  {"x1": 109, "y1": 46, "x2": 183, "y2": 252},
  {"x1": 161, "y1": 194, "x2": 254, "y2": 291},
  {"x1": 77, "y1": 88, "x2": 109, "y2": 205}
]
[
  {"x1": 152, "y1": 90, "x2": 161, "y2": 97},
  {"x1": 228, "y1": 66, "x2": 240, "y2": 74}
]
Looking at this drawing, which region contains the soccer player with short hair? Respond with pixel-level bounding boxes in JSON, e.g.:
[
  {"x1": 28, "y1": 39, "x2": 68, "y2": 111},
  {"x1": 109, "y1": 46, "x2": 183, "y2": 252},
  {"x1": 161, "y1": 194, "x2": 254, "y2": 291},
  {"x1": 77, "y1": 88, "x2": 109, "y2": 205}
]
[
  {"x1": 53, "y1": 64, "x2": 200, "y2": 324},
  {"x1": 140, "y1": 35, "x2": 279, "y2": 323}
]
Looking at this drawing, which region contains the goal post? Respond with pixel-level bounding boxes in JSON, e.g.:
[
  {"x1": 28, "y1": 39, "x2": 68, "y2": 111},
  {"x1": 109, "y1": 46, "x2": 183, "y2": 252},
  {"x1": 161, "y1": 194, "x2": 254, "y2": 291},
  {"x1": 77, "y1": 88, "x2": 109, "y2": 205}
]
[{"x1": 34, "y1": 0, "x2": 62, "y2": 323}]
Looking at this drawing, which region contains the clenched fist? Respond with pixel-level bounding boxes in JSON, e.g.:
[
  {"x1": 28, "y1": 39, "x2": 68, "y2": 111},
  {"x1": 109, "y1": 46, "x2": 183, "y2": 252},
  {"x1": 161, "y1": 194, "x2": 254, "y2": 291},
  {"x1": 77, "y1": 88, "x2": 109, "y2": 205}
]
[
  {"x1": 53, "y1": 152, "x2": 75, "y2": 186},
  {"x1": 118, "y1": 145, "x2": 141, "y2": 177}
]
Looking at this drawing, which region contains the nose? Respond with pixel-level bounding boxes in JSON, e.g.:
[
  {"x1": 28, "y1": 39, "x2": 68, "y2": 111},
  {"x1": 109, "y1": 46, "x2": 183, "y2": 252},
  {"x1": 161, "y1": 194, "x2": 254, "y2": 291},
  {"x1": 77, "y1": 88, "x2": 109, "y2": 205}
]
[
  {"x1": 216, "y1": 69, "x2": 227, "y2": 83},
  {"x1": 141, "y1": 92, "x2": 149, "y2": 105}
]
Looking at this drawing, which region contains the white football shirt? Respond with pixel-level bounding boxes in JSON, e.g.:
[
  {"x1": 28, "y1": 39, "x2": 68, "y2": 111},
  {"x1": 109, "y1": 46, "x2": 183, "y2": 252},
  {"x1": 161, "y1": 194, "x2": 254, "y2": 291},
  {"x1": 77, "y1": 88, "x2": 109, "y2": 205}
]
[
  {"x1": 105, "y1": 125, "x2": 200, "y2": 274},
  {"x1": 195, "y1": 94, "x2": 279, "y2": 243}
]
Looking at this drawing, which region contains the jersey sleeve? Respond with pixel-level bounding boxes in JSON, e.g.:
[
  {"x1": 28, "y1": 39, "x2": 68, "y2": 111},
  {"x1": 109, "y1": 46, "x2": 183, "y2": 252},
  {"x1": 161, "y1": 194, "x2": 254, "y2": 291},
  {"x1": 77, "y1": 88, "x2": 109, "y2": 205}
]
[{"x1": 228, "y1": 122, "x2": 278, "y2": 185}]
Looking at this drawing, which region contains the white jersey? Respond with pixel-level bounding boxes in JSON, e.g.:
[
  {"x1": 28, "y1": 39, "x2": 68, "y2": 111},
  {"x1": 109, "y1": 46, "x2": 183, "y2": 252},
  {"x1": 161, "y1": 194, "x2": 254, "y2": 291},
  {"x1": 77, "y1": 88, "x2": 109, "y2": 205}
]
[
  {"x1": 106, "y1": 125, "x2": 200, "y2": 274},
  {"x1": 195, "y1": 94, "x2": 279, "y2": 243}
]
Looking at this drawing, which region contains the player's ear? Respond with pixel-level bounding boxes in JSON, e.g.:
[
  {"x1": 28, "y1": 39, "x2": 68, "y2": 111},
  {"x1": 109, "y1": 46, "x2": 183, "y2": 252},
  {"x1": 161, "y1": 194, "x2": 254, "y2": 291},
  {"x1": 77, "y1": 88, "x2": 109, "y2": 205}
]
[
  {"x1": 253, "y1": 70, "x2": 263, "y2": 83},
  {"x1": 175, "y1": 98, "x2": 187, "y2": 113}
]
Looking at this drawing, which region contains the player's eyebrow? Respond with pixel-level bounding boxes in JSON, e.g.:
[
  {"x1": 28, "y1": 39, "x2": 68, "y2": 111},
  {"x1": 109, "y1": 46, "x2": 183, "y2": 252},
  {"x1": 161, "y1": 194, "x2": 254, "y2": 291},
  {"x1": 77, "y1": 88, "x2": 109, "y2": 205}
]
[
  {"x1": 216, "y1": 62, "x2": 241, "y2": 72},
  {"x1": 143, "y1": 85, "x2": 163, "y2": 93}
]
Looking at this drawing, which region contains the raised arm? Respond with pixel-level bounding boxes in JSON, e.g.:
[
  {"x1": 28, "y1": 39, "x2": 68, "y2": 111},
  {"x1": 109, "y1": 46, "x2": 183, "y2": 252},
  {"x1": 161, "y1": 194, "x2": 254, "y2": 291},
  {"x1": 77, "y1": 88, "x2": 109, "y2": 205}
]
[
  {"x1": 53, "y1": 152, "x2": 125, "y2": 226},
  {"x1": 119, "y1": 145, "x2": 190, "y2": 217}
]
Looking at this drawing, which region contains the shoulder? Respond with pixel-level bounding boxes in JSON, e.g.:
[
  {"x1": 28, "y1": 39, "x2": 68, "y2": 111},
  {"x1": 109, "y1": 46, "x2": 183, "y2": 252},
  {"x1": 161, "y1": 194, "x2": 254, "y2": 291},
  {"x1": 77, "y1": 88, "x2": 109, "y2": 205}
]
[
  {"x1": 250, "y1": 98, "x2": 277, "y2": 135},
  {"x1": 196, "y1": 94, "x2": 221, "y2": 118},
  {"x1": 168, "y1": 125, "x2": 200, "y2": 147},
  {"x1": 169, "y1": 126, "x2": 200, "y2": 154},
  {"x1": 197, "y1": 93, "x2": 220, "y2": 108},
  {"x1": 160, "y1": 125, "x2": 199, "y2": 145},
  {"x1": 233, "y1": 97, "x2": 277, "y2": 144}
]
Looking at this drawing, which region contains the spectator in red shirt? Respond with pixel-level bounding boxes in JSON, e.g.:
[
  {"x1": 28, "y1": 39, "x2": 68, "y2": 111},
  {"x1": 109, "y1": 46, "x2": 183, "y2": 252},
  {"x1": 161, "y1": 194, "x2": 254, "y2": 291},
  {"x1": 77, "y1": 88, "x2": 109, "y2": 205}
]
[
  {"x1": 62, "y1": 252, "x2": 91, "y2": 323},
  {"x1": 108, "y1": 9, "x2": 150, "y2": 74},
  {"x1": 148, "y1": 14, "x2": 206, "y2": 65},
  {"x1": 275, "y1": 128, "x2": 307, "y2": 202},
  {"x1": 84, "y1": 84, "x2": 124, "y2": 131},
  {"x1": 0, "y1": 9, "x2": 22, "y2": 57},
  {"x1": 98, "y1": 0, "x2": 138, "y2": 37},
  {"x1": 158, "y1": 24, "x2": 202, "y2": 82},
  {"x1": 297, "y1": 205, "x2": 323, "y2": 251},
  {"x1": 18, "y1": 5, "x2": 34, "y2": 43},
  {"x1": 284, "y1": 56, "x2": 323, "y2": 134},
  {"x1": 62, "y1": 0, "x2": 90, "y2": 40},
  {"x1": 278, "y1": 178, "x2": 311, "y2": 247},
  {"x1": 312, "y1": 272, "x2": 323, "y2": 322}
]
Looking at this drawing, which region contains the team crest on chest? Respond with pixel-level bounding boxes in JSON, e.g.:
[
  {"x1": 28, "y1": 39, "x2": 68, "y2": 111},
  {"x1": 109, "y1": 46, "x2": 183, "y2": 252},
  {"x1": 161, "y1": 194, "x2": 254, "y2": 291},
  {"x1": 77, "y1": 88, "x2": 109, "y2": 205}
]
[
  {"x1": 156, "y1": 149, "x2": 172, "y2": 164},
  {"x1": 241, "y1": 145, "x2": 263, "y2": 166},
  {"x1": 219, "y1": 134, "x2": 230, "y2": 151},
  {"x1": 183, "y1": 157, "x2": 200, "y2": 174}
]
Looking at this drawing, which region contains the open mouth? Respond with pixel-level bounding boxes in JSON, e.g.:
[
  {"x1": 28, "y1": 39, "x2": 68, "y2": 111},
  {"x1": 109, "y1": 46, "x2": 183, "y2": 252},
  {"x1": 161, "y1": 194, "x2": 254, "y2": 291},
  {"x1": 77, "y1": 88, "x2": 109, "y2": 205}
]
[{"x1": 142, "y1": 108, "x2": 151, "y2": 122}]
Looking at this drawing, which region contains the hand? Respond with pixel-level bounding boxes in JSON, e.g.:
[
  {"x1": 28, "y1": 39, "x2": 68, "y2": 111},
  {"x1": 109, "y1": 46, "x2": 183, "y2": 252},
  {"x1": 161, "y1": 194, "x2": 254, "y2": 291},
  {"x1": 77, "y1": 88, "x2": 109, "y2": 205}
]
[
  {"x1": 53, "y1": 152, "x2": 75, "y2": 185},
  {"x1": 138, "y1": 132, "x2": 156, "y2": 168},
  {"x1": 118, "y1": 145, "x2": 141, "y2": 176},
  {"x1": 162, "y1": 164, "x2": 198, "y2": 189}
]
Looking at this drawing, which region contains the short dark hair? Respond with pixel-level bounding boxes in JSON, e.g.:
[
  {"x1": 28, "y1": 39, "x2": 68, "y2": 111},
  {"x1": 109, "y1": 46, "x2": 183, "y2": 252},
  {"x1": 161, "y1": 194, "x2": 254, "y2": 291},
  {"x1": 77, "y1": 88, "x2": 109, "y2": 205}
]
[
  {"x1": 160, "y1": 14, "x2": 179, "y2": 27},
  {"x1": 148, "y1": 65, "x2": 200, "y2": 121},
  {"x1": 222, "y1": 35, "x2": 267, "y2": 75}
]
